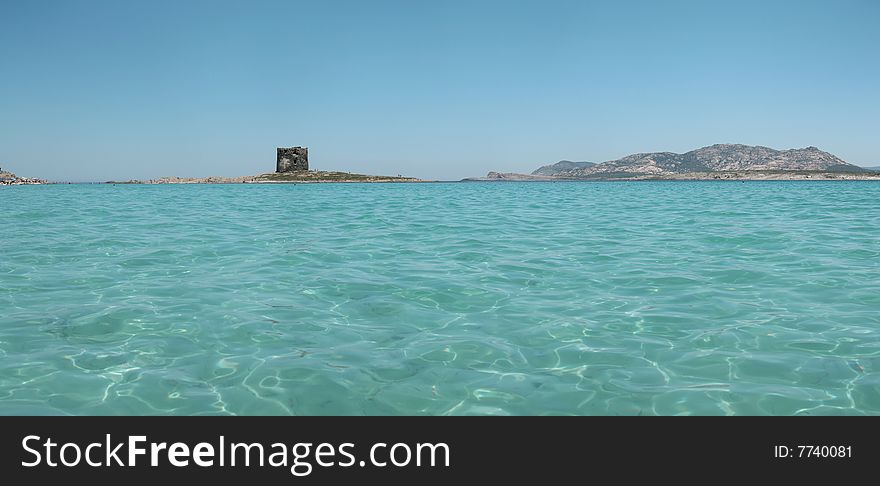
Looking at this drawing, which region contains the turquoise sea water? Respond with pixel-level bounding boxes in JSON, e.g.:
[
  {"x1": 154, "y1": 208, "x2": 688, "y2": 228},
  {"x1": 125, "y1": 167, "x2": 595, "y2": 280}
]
[{"x1": 1, "y1": 181, "x2": 879, "y2": 415}]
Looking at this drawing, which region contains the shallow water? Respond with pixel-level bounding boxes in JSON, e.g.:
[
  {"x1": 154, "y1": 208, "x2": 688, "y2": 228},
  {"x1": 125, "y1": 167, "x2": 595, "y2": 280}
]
[{"x1": 1, "y1": 181, "x2": 879, "y2": 415}]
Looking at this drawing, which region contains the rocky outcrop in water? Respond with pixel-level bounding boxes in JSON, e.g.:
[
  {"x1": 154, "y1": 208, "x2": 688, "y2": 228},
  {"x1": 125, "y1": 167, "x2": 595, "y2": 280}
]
[{"x1": 466, "y1": 172, "x2": 558, "y2": 181}]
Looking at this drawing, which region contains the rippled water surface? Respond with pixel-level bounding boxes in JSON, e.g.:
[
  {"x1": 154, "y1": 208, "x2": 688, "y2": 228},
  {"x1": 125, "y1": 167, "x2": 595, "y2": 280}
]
[{"x1": 2, "y1": 181, "x2": 879, "y2": 415}]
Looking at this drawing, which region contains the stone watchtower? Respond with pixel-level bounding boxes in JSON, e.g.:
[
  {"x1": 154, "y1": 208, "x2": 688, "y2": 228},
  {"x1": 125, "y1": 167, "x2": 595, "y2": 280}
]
[{"x1": 276, "y1": 146, "x2": 309, "y2": 173}]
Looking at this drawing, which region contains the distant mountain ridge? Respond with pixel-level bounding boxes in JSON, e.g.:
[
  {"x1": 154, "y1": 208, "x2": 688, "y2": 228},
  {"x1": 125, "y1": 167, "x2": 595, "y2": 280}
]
[
  {"x1": 532, "y1": 160, "x2": 595, "y2": 176},
  {"x1": 533, "y1": 144, "x2": 869, "y2": 177}
]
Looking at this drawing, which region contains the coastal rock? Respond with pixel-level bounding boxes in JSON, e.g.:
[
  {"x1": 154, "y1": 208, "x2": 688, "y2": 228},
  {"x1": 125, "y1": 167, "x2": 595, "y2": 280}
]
[{"x1": 462, "y1": 172, "x2": 558, "y2": 181}]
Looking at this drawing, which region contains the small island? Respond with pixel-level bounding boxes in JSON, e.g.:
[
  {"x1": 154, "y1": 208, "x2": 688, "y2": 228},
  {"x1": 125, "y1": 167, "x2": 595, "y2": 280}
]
[
  {"x1": 108, "y1": 172, "x2": 426, "y2": 184},
  {"x1": 108, "y1": 146, "x2": 427, "y2": 184}
]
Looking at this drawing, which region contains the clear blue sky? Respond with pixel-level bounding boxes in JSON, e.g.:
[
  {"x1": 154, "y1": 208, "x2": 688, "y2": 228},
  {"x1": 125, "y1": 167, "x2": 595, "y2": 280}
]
[{"x1": 1, "y1": 0, "x2": 878, "y2": 181}]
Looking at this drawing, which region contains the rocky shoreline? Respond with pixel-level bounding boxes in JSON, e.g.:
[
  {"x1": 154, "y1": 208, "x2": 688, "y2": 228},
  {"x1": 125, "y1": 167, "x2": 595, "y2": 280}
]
[
  {"x1": 464, "y1": 170, "x2": 880, "y2": 181},
  {"x1": 616, "y1": 171, "x2": 880, "y2": 181},
  {"x1": 0, "y1": 170, "x2": 46, "y2": 185}
]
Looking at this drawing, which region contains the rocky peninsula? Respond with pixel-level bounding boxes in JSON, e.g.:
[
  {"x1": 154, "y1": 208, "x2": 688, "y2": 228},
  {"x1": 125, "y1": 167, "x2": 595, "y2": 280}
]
[{"x1": 467, "y1": 144, "x2": 880, "y2": 181}]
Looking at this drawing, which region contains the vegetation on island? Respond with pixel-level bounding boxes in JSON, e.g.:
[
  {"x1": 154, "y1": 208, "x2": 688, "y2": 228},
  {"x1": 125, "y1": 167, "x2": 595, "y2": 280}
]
[{"x1": 256, "y1": 171, "x2": 423, "y2": 183}]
